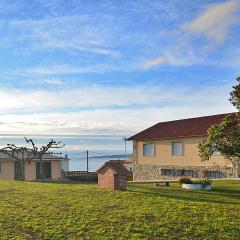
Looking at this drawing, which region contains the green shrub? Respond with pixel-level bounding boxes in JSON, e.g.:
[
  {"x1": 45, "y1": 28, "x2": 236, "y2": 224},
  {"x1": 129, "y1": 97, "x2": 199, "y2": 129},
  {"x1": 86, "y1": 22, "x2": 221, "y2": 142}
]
[
  {"x1": 192, "y1": 178, "x2": 212, "y2": 186},
  {"x1": 179, "y1": 177, "x2": 193, "y2": 184},
  {"x1": 180, "y1": 177, "x2": 212, "y2": 185}
]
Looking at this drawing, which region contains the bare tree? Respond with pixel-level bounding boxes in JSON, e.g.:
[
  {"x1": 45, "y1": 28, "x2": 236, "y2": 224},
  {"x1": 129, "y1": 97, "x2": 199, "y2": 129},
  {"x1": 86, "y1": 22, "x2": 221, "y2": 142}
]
[
  {"x1": 0, "y1": 144, "x2": 32, "y2": 180},
  {"x1": 0, "y1": 138, "x2": 65, "y2": 181},
  {"x1": 25, "y1": 138, "x2": 65, "y2": 181}
]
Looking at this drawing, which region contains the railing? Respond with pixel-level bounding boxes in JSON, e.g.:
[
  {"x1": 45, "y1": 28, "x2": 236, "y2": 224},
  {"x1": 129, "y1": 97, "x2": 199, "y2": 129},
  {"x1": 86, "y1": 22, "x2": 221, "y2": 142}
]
[
  {"x1": 126, "y1": 172, "x2": 133, "y2": 181},
  {"x1": 64, "y1": 171, "x2": 97, "y2": 182}
]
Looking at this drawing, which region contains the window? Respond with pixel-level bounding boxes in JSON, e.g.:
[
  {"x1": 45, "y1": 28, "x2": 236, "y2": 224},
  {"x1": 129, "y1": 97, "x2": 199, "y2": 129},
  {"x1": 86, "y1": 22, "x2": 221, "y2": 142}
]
[
  {"x1": 143, "y1": 143, "x2": 155, "y2": 156},
  {"x1": 204, "y1": 171, "x2": 223, "y2": 179},
  {"x1": 172, "y1": 142, "x2": 183, "y2": 156},
  {"x1": 161, "y1": 169, "x2": 196, "y2": 177},
  {"x1": 182, "y1": 170, "x2": 195, "y2": 177},
  {"x1": 161, "y1": 169, "x2": 176, "y2": 176}
]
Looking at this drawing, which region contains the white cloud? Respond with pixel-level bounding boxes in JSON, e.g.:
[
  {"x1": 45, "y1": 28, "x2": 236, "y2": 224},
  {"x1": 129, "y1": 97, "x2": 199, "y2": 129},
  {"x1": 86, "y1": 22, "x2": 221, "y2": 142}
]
[
  {"x1": 0, "y1": 83, "x2": 235, "y2": 134},
  {"x1": 6, "y1": 63, "x2": 134, "y2": 77},
  {"x1": 0, "y1": 103, "x2": 234, "y2": 135},
  {"x1": 0, "y1": 84, "x2": 180, "y2": 110},
  {"x1": 3, "y1": 14, "x2": 122, "y2": 58},
  {"x1": 143, "y1": 53, "x2": 194, "y2": 69},
  {"x1": 38, "y1": 79, "x2": 65, "y2": 85},
  {"x1": 183, "y1": 0, "x2": 240, "y2": 43},
  {"x1": 142, "y1": 0, "x2": 240, "y2": 69}
]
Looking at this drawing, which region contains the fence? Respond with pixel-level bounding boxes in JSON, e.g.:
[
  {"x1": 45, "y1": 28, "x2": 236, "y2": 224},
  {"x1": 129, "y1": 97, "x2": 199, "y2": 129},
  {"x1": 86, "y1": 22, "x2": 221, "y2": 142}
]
[
  {"x1": 64, "y1": 170, "x2": 133, "y2": 182},
  {"x1": 126, "y1": 172, "x2": 133, "y2": 181},
  {"x1": 64, "y1": 171, "x2": 98, "y2": 182}
]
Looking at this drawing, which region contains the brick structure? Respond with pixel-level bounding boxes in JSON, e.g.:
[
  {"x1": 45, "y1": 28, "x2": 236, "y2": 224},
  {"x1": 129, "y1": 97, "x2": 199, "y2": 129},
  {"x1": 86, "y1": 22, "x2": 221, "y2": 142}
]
[{"x1": 97, "y1": 160, "x2": 129, "y2": 190}]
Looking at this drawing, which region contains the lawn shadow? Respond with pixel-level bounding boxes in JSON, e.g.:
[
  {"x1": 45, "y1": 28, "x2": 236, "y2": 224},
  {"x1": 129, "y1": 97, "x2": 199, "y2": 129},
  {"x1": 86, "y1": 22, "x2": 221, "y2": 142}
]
[
  {"x1": 127, "y1": 185, "x2": 240, "y2": 205},
  {"x1": 33, "y1": 180, "x2": 97, "y2": 185},
  {"x1": 210, "y1": 187, "x2": 240, "y2": 195}
]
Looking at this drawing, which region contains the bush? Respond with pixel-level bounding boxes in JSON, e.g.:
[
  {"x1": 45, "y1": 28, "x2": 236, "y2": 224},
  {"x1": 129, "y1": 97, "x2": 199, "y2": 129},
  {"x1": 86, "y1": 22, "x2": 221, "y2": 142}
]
[
  {"x1": 193, "y1": 178, "x2": 212, "y2": 186},
  {"x1": 179, "y1": 177, "x2": 193, "y2": 184},
  {"x1": 180, "y1": 177, "x2": 212, "y2": 185}
]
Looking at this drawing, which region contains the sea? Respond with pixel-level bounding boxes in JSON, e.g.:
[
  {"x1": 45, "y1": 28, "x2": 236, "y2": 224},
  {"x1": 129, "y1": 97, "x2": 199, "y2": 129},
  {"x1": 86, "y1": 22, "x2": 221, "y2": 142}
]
[{"x1": 0, "y1": 135, "x2": 133, "y2": 172}]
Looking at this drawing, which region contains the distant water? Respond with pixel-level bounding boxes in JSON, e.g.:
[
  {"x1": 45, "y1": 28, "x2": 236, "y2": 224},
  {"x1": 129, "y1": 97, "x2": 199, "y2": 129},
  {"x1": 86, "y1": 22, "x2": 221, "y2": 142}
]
[{"x1": 0, "y1": 135, "x2": 132, "y2": 171}]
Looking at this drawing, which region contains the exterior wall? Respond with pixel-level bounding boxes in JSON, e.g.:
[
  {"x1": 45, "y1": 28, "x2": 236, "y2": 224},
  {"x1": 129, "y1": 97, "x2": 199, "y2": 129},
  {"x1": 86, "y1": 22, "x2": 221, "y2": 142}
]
[
  {"x1": 51, "y1": 160, "x2": 61, "y2": 180},
  {"x1": 98, "y1": 168, "x2": 115, "y2": 190},
  {"x1": 25, "y1": 160, "x2": 61, "y2": 180},
  {"x1": 0, "y1": 159, "x2": 62, "y2": 181},
  {"x1": 0, "y1": 161, "x2": 14, "y2": 180},
  {"x1": 136, "y1": 136, "x2": 227, "y2": 166},
  {"x1": 133, "y1": 136, "x2": 234, "y2": 180},
  {"x1": 114, "y1": 174, "x2": 127, "y2": 190},
  {"x1": 98, "y1": 168, "x2": 127, "y2": 190},
  {"x1": 60, "y1": 160, "x2": 69, "y2": 172},
  {"x1": 132, "y1": 140, "x2": 138, "y2": 164},
  {"x1": 133, "y1": 164, "x2": 235, "y2": 181},
  {"x1": 25, "y1": 160, "x2": 36, "y2": 181}
]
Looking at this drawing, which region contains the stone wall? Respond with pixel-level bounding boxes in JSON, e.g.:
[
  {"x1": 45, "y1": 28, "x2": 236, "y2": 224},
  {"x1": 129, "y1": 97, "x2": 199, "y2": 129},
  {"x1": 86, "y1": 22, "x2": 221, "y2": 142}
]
[{"x1": 133, "y1": 164, "x2": 235, "y2": 181}]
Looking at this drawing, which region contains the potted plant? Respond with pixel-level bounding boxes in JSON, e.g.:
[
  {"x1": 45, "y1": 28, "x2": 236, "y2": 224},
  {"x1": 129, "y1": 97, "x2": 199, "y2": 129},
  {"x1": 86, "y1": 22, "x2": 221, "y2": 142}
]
[{"x1": 180, "y1": 177, "x2": 212, "y2": 190}]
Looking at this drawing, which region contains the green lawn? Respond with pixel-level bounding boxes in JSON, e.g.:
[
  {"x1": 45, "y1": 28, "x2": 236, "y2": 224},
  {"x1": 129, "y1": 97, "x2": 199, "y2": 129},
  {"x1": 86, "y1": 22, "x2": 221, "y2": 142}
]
[{"x1": 0, "y1": 181, "x2": 239, "y2": 240}]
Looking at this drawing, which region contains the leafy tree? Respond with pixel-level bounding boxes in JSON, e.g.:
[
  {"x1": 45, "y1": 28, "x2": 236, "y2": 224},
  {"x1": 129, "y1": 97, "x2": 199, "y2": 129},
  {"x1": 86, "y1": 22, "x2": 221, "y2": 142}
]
[
  {"x1": 198, "y1": 77, "x2": 240, "y2": 177},
  {"x1": 230, "y1": 76, "x2": 240, "y2": 110}
]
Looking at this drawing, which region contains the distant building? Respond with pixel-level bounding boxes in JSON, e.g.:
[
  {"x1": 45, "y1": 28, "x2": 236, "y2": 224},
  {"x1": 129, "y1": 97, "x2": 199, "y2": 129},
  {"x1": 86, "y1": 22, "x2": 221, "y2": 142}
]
[
  {"x1": 127, "y1": 113, "x2": 236, "y2": 181},
  {"x1": 0, "y1": 152, "x2": 69, "y2": 181},
  {"x1": 123, "y1": 158, "x2": 133, "y2": 172},
  {"x1": 97, "y1": 160, "x2": 129, "y2": 190}
]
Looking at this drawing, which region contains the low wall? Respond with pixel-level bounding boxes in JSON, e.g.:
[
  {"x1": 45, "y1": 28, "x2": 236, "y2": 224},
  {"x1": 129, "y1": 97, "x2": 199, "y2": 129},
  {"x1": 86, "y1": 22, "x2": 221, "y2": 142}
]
[
  {"x1": 133, "y1": 164, "x2": 235, "y2": 181},
  {"x1": 64, "y1": 171, "x2": 97, "y2": 182}
]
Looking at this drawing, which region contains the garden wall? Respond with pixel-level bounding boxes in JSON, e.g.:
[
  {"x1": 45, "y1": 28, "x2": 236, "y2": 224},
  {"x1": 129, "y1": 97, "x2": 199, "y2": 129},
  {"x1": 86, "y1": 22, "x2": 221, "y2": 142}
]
[
  {"x1": 64, "y1": 171, "x2": 98, "y2": 182},
  {"x1": 133, "y1": 164, "x2": 235, "y2": 181}
]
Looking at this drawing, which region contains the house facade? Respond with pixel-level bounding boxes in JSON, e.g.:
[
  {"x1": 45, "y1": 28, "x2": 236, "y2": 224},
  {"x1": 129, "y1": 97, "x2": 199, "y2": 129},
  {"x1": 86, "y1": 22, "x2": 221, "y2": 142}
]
[
  {"x1": 127, "y1": 113, "x2": 236, "y2": 181},
  {"x1": 0, "y1": 153, "x2": 69, "y2": 181}
]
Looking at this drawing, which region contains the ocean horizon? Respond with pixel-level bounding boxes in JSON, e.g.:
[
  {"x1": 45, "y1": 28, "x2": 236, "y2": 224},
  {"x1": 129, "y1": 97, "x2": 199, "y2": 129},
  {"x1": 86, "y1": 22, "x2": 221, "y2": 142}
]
[{"x1": 0, "y1": 134, "x2": 133, "y2": 171}]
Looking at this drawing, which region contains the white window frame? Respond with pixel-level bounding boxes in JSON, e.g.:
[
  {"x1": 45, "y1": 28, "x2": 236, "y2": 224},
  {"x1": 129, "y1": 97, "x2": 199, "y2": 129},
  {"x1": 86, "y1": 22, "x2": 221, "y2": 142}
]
[
  {"x1": 143, "y1": 143, "x2": 155, "y2": 156},
  {"x1": 172, "y1": 142, "x2": 183, "y2": 156}
]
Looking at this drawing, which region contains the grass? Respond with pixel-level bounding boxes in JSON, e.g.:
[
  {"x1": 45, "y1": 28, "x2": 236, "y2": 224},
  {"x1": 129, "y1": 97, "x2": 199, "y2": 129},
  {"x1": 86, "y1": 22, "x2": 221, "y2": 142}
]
[{"x1": 0, "y1": 181, "x2": 239, "y2": 240}]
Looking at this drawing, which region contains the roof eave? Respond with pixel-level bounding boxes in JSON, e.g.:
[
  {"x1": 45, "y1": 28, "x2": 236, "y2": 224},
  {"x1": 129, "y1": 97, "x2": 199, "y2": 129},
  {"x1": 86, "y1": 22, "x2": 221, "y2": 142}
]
[{"x1": 127, "y1": 134, "x2": 208, "y2": 141}]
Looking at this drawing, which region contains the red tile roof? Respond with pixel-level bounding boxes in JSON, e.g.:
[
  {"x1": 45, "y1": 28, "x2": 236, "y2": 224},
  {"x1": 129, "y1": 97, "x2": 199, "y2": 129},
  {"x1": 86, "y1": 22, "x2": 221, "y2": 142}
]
[
  {"x1": 97, "y1": 160, "x2": 129, "y2": 174},
  {"x1": 127, "y1": 113, "x2": 232, "y2": 141}
]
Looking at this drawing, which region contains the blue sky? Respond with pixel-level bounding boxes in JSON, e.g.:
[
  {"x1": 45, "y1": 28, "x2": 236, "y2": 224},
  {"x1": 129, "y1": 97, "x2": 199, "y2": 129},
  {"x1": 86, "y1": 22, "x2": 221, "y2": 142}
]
[{"x1": 0, "y1": 0, "x2": 239, "y2": 135}]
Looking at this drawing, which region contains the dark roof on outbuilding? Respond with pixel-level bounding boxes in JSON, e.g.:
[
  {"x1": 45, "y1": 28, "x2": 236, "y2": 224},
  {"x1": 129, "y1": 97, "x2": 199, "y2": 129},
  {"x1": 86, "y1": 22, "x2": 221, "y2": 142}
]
[
  {"x1": 97, "y1": 160, "x2": 129, "y2": 174},
  {"x1": 127, "y1": 113, "x2": 232, "y2": 141}
]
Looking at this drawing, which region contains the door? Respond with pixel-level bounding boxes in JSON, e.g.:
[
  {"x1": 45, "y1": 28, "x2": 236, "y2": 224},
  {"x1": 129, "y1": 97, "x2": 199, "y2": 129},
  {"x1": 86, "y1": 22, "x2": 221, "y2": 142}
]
[
  {"x1": 36, "y1": 162, "x2": 52, "y2": 179},
  {"x1": 14, "y1": 161, "x2": 25, "y2": 180}
]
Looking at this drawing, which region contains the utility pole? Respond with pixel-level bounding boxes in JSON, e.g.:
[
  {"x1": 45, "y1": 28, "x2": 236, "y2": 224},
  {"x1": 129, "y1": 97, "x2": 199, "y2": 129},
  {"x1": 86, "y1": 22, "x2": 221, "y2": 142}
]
[
  {"x1": 123, "y1": 137, "x2": 127, "y2": 154},
  {"x1": 86, "y1": 150, "x2": 89, "y2": 172}
]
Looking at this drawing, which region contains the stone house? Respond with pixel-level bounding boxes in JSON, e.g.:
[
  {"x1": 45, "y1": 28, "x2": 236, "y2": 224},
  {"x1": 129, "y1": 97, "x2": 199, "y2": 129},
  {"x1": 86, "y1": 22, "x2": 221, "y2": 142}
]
[
  {"x1": 97, "y1": 160, "x2": 129, "y2": 190},
  {"x1": 0, "y1": 152, "x2": 69, "y2": 181},
  {"x1": 127, "y1": 113, "x2": 236, "y2": 181}
]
